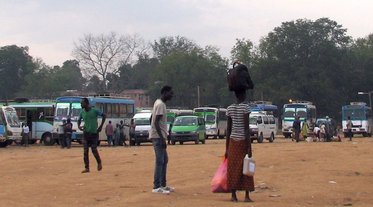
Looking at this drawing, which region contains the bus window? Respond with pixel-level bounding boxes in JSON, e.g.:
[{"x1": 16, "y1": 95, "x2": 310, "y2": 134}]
[
  {"x1": 71, "y1": 103, "x2": 81, "y2": 119},
  {"x1": 263, "y1": 116, "x2": 269, "y2": 124},
  {"x1": 56, "y1": 103, "x2": 69, "y2": 118},
  {"x1": 269, "y1": 117, "x2": 275, "y2": 124},
  {"x1": 205, "y1": 114, "x2": 216, "y2": 124},
  {"x1": 4, "y1": 108, "x2": 21, "y2": 127},
  {"x1": 296, "y1": 108, "x2": 307, "y2": 118},
  {"x1": 218, "y1": 111, "x2": 227, "y2": 121},
  {"x1": 283, "y1": 108, "x2": 295, "y2": 117},
  {"x1": 257, "y1": 116, "x2": 263, "y2": 124}
]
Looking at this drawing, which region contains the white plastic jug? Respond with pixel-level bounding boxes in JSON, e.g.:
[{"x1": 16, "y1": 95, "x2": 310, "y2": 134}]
[{"x1": 243, "y1": 154, "x2": 255, "y2": 176}]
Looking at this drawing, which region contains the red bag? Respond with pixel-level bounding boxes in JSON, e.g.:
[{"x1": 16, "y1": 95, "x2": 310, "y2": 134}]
[{"x1": 211, "y1": 158, "x2": 229, "y2": 193}]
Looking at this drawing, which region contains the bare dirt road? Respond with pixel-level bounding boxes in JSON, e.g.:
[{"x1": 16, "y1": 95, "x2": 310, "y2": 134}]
[{"x1": 1, "y1": 136, "x2": 372, "y2": 207}]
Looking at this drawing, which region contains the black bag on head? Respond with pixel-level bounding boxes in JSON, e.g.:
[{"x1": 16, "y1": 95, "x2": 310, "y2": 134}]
[{"x1": 227, "y1": 62, "x2": 254, "y2": 91}]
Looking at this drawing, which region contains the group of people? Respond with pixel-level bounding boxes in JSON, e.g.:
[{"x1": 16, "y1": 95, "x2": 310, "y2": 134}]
[
  {"x1": 104, "y1": 120, "x2": 131, "y2": 146},
  {"x1": 76, "y1": 62, "x2": 255, "y2": 202}
]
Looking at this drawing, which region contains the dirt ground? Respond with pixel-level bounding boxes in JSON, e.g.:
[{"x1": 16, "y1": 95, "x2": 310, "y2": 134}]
[{"x1": 1, "y1": 136, "x2": 373, "y2": 207}]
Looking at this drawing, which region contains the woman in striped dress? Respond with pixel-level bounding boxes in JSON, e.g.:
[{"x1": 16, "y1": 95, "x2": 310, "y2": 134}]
[{"x1": 225, "y1": 89, "x2": 254, "y2": 202}]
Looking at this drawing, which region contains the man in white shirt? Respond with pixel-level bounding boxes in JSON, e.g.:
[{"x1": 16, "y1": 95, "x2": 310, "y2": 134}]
[{"x1": 149, "y1": 85, "x2": 174, "y2": 194}]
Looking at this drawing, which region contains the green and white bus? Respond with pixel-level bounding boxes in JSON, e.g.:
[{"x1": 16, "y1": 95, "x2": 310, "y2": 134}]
[
  {"x1": 52, "y1": 96, "x2": 135, "y2": 145},
  {"x1": 193, "y1": 107, "x2": 227, "y2": 139},
  {"x1": 9, "y1": 100, "x2": 55, "y2": 145}
]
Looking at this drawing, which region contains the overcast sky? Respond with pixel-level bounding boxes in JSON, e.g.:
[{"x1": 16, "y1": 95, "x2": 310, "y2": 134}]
[{"x1": 1, "y1": 0, "x2": 373, "y2": 66}]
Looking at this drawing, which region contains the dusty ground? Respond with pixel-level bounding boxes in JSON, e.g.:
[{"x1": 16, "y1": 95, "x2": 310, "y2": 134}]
[{"x1": 1, "y1": 136, "x2": 373, "y2": 207}]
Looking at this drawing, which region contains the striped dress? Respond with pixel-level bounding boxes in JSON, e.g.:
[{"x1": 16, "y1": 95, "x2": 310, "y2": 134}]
[{"x1": 226, "y1": 103, "x2": 255, "y2": 191}]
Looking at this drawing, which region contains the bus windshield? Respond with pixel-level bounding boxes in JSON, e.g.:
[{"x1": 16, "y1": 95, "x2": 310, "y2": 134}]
[
  {"x1": 205, "y1": 114, "x2": 216, "y2": 124},
  {"x1": 296, "y1": 108, "x2": 307, "y2": 118},
  {"x1": 283, "y1": 108, "x2": 295, "y2": 117},
  {"x1": 4, "y1": 108, "x2": 21, "y2": 127},
  {"x1": 71, "y1": 103, "x2": 82, "y2": 119},
  {"x1": 249, "y1": 117, "x2": 257, "y2": 125},
  {"x1": 343, "y1": 109, "x2": 366, "y2": 120},
  {"x1": 55, "y1": 103, "x2": 69, "y2": 120}
]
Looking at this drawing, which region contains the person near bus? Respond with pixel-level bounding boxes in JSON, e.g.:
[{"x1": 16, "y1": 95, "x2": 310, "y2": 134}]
[
  {"x1": 301, "y1": 121, "x2": 309, "y2": 139},
  {"x1": 78, "y1": 98, "x2": 106, "y2": 173},
  {"x1": 346, "y1": 116, "x2": 353, "y2": 141},
  {"x1": 21, "y1": 123, "x2": 30, "y2": 147},
  {"x1": 119, "y1": 120, "x2": 127, "y2": 146},
  {"x1": 105, "y1": 120, "x2": 114, "y2": 146},
  {"x1": 292, "y1": 116, "x2": 301, "y2": 142},
  {"x1": 64, "y1": 118, "x2": 73, "y2": 149},
  {"x1": 128, "y1": 119, "x2": 136, "y2": 146},
  {"x1": 113, "y1": 123, "x2": 121, "y2": 146}
]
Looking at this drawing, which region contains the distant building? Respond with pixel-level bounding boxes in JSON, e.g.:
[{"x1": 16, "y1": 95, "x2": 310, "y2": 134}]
[{"x1": 120, "y1": 89, "x2": 150, "y2": 108}]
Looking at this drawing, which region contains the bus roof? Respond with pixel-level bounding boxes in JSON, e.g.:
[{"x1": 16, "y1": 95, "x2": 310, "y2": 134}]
[{"x1": 56, "y1": 96, "x2": 135, "y2": 105}]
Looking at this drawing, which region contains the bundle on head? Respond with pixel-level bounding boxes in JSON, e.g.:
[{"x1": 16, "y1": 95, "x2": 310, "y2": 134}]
[{"x1": 227, "y1": 62, "x2": 254, "y2": 91}]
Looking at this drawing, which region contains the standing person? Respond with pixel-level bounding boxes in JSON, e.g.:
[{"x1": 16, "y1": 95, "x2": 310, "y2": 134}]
[
  {"x1": 149, "y1": 85, "x2": 174, "y2": 194},
  {"x1": 118, "y1": 120, "x2": 127, "y2": 146},
  {"x1": 128, "y1": 119, "x2": 136, "y2": 146},
  {"x1": 78, "y1": 98, "x2": 106, "y2": 173},
  {"x1": 225, "y1": 89, "x2": 254, "y2": 202},
  {"x1": 60, "y1": 119, "x2": 67, "y2": 148},
  {"x1": 64, "y1": 118, "x2": 73, "y2": 149},
  {"x1": 105, "y1": 121, "x2": 114, "y2": 146},
  {"x1": 292, "y1": 116, "x2": 301, "y2": 142},
  {"x1": 301, "y1": 121, "x2": 309, "y2": 140},
  {"x1": 346, "y1": 116, "x2": 353, "y2": 141},
  {"x1": 114, "y1": 123, "x2": 121, "y2": 146},
  {"x1": 21, "y1": 123, "x2": 30, "y2": 147}
]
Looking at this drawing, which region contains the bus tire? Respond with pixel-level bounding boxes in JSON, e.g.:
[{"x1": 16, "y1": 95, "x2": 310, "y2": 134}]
[
  {"x1": 180, "y1": 141, "x2": 184, "y2": 145},
  {"x1": 6, "y1": 140, "x2": 13, "y2": 145},
  {"x1": 97, "y1": 141, "x2": 101, "y2": 146},
  {"x1": 42, "y1": 133, "x2": 55, "y2": 146},
  {"x1": 257, "y1": 133, "x2": 264, "y2": 143},
  {"x1": 0, "y1": 141, "x2": 8, "y2": 148},
  {"x1": 195, "y1": 139, "x2": 199, "y2": 144},
  {"x1": 269, "y1": 133, "x2": 274, "y2": 143},
  {"x1": 171, "y1": 140, "x2": 176, "y2": 145},
  {"x1": 130, "y1": 140, "x2": 135, "y2": 146},
  {"x1": 362, "y1": 133, "x2": 368, "y2": 137}
]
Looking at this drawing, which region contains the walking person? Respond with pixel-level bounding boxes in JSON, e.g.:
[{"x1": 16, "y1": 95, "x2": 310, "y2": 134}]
[
  {"x1": 128, "y1": 119, "x2": 136, "y2": 146},
  {"x1": 225, "y1": 89, "x2": 255, "y2": 202},
  {"x1": 118, "y1": 120, "x2": 127, "y2": 146},
  {"x1": 21, "y1": 123, "x2": 30, "y2": 147},
  {"x1": 346, "y1": 116, "x2": 353, "y2": 141},
  {"x1": 292, "y1": 116, "x2": 301, "y2": 142},
  {"x1": 113, "y1": 123, "x2": 121, "y2": 146},
  {"x1": 78, "y1": 98, "x2": 106, "y2": 173},
  {"x1": 64, "y1": 118, "x2": 73, "y2": 149},
  {"x1": 59, "y1": 119, "x2": 67, "y2": 148},
  {"x1": 149, "y1": 85, "x2": 174, "y2": 194},
  {"x1": 105, "y1": 121, "x2": 114, "y2": 146}
]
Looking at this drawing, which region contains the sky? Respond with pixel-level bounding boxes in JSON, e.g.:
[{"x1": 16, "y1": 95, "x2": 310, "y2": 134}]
[{"x1": 1, "y1": 0, "x2": 373, "y2": 66}]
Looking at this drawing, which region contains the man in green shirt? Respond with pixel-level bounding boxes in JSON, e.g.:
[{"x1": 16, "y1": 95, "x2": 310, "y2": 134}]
[{"x1": 78, "y1": 98, "x2": 106, "y2": 173}]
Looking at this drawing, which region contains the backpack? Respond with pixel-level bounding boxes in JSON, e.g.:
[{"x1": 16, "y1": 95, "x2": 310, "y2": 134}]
[{"x1": 227, "y1": 62, "x2": 254, "y2": 91}]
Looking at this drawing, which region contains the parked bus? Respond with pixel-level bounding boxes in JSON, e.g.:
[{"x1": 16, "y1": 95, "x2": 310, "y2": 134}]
[
  {"x1": 342, "y1": 102, "x2": 372, "y2": 137},
  {"x1": 51, "y1": 96, "x2": 135, "y2": 145},
  {"x1": 9, "y1": 100, "x2": 55, "y2": 145},
  {"x1": 282, "y1": 101, "x2": 316, "y2": 138},
  {"x1": 193, "y1": 107, "x2": 227, "y2": 139},
  {"x1": 0, "y1": 106, "x2": 22, "y2": 147}
]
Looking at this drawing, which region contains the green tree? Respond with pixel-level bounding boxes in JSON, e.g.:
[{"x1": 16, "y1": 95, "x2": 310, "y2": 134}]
[
  {"x1": 253, "y1": 18, "x2": 352, "y2": 118},
  {"x1": 150, "y1": 38, "x2": 229, "y2": 108},
  {"x1": 0, "y1": 45, "x2": 35, "y2": 99}
]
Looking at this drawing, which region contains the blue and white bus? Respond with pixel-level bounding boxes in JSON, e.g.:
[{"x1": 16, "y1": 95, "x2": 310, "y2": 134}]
[
  {"x1": 9, "y1": 100, "x2": 55, "y2": 145},
  {"x1": 0, "y1": 105, "x2": 22, "y2": 147},
  {"x1": 51, "y1": 96, "x2": 135, "y2": 145},
  {"x1": 282, "y1": 101, "x2": 316, "y2": 138},
  {"x1": 342, "y1": 102, "x2": 372, "y2": 137},
  {"x1": 193, "y1": 107, "x2": 227, "y2": 139}
]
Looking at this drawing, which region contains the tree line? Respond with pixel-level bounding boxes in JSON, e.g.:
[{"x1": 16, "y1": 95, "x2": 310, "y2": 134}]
[{"x1": 1, "y1": 17, "x2": 372, "y2": 121}]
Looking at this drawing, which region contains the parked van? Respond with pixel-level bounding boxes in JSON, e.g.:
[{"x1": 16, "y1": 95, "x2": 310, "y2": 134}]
[
  {"x1": 170, "y1": 115, "x2": 206, "y2": 145},
  {"x1": 249, "y1": 112, "x2": 276, "y2": 143},
  {"x1": 131, "y1": 111, "x2": 152, "y2": 146}
]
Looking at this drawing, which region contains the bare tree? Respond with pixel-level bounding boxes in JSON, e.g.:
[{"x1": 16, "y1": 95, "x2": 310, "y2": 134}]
[{"x1": 73, "y1": 32, "x2": 148, "y2": 90}]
